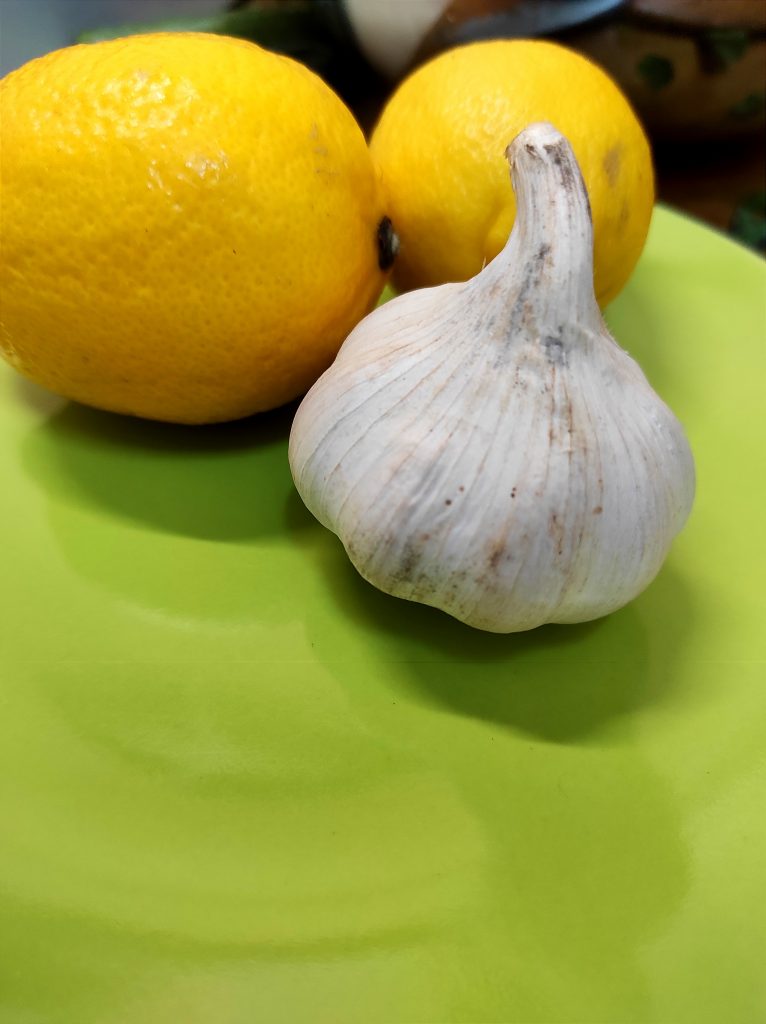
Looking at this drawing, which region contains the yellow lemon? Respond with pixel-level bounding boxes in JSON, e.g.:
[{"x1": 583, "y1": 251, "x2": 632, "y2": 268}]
[
  {"x1": 0, "y1": 33, "x2": 394, "y2": 423},
  {"x1": 370, "y1": 39, "x2": 654, "y2": 306}
]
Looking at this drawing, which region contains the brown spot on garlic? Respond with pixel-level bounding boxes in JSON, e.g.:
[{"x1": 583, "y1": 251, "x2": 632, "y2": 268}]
[
  {"x1": 549, "y1": 512, "x2": 565, "y2": 557},
  {"x1": 488, "y1": 542, "x2": 506, "y2": 570}
]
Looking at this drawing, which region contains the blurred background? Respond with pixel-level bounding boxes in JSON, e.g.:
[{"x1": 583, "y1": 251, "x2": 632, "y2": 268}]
[{"x1": 2, "y1": 0, "x2": 764, "y2": 253}]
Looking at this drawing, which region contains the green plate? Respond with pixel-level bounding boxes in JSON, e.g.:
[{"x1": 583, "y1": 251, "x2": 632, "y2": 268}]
[{"x1": 1, "y1": 207, "x2": 764, "y2": 1024}]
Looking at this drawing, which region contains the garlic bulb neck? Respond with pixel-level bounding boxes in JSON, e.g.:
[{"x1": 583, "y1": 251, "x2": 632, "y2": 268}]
[
  {"x1": 289, "y1": 122, "x2": 694, "y2": 634},
  {"x1": 481, "y1": 122, "x2": 599, "y2": 332}
]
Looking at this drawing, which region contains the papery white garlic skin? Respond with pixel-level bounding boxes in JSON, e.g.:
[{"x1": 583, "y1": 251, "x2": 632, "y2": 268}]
[{"x1": 289, "y1": 122, "x2": 695, "y2": 633}]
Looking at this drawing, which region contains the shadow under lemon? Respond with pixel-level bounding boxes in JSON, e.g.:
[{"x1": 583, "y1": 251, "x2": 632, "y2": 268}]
[
  {"x1": 21, "y1": 394, "x2": 298, "y2": 540},
  {"x1": 20, "y1": 398, "x2": 308, "y2": 626}
]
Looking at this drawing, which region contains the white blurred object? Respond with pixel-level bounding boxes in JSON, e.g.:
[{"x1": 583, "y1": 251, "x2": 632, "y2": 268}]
[
  {"x1": 0, "y1": 0, "x2": 223, "y2": 76},
  {"x1": 344, "y1": 0, "x2": 450, "y2": 79}
]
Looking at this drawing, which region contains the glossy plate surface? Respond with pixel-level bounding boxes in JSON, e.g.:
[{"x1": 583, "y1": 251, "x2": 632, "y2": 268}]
[{"x1": 1, "y1": 208, "x2": 764, "y2": 1023}]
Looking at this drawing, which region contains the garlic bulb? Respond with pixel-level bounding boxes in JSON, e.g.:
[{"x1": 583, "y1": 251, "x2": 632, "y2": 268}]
[{"x1": 289, "y1": 122, "x2": 695, "y2": 633}]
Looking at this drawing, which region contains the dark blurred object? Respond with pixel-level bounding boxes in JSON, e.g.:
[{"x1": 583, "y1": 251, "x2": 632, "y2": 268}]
[
  {"x1": 654, "y1": 132, "x2": 766, "y2": 253},
  {"x1": 566, "y1": 0, "x2": 766, "y2": 256},
  {"x1": 568, "y1": 0, "x2": 766, "y2": 140},
  {"x1": 346, "y1": 1, "x2": 628, "y2": 79}
]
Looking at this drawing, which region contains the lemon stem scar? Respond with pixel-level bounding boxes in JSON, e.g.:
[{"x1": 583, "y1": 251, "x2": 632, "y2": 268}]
[{"x1": 377, "y1": 217, "x2": 399, "y2": 271}]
